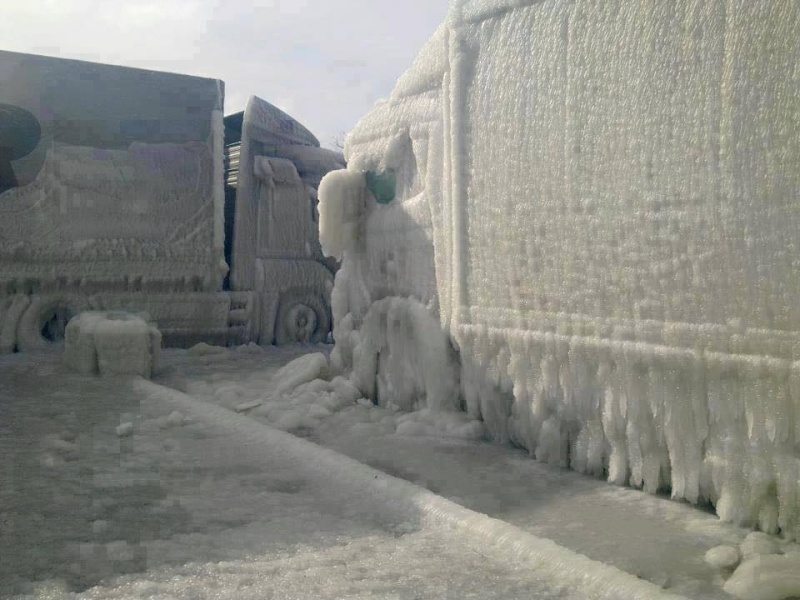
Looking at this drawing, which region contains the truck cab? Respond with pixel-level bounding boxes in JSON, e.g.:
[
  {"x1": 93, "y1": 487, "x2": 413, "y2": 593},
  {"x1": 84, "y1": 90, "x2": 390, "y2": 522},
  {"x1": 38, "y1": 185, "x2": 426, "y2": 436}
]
[{"x1": 224, "y1": 95, "x2": 343, "y2": 344}]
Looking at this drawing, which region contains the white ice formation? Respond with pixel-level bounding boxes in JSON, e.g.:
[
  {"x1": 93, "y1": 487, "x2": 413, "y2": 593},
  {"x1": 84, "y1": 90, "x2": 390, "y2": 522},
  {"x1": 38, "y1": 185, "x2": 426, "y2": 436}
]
[
  {"x1": 740, "y1": 531, "x2": 781, "y2": 560},
  {"x1": 704, "y1": 545, "x2": 740, "y2": 571},
  {"x1": 724, "y1": 554, "x2": 800, "y2": 600},
  {"x1": 64, "y1": 311, "x2": 161, "y2": 378},
  {"x1": 318, "y1": 0, "x2": 800, "y2": 539},
  {"x1": 273, "y1": 352, "x2": 330, "y2": 395}
]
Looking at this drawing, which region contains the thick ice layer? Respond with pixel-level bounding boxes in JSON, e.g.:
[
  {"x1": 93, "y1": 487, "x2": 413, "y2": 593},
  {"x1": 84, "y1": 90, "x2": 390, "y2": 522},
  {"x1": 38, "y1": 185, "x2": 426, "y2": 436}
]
[
  {"x1": 0, "y1": 50, "x2": 226, "y2": 290},
  {"x1": 64, "y1": 311, "x2": 161, "y2": 378},
  {"x1": 345, "y1": 296, "x2": 460, "y2": 413},
  {"x1": 317, "y1": 170, "x2": 371, "y2": 260},
  {"x1": 322, "y1": 0, "x2": 800, "y2": 541},
  {"x1": 228, "y1": 95, "x2": 334, "y2": 296},
  {"x1": 271, "y1": 144, "x2": 346, "y2": 188},
  {"x1": 0, "y1": 142, "x2": 222, "y2": 287},
  {"x1": 273, "y1": 352, "x2": 329, "y2": 394},
  {"x1": 724, "y1": 554, "x2": 800, "y2": 600},
  {"x1": 134, "y1": 380, "x2": 690, "y2": 600}
]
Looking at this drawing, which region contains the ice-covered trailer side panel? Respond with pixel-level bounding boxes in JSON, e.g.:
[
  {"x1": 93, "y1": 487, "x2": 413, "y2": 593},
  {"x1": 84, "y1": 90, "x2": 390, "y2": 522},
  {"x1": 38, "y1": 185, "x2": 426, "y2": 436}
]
[
  {"x1": 0, "y1": 50, "x2": 232, "y2": 349},
  {"x1": 0, "y1": 50, "x2": 226, "y2": 289},
  {"x1": 322, "y1": 0, "x2": 800, "y2": 539}
]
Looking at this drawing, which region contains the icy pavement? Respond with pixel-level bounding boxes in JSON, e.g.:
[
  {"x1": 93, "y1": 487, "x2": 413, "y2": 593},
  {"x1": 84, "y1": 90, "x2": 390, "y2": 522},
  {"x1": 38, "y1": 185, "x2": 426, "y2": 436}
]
[
  {"x1": 153, "y1": 344, "x2": 800, "y2": 600},
  {"x1": 1, "y1": 347, "x2": 686, "y2": 600}
]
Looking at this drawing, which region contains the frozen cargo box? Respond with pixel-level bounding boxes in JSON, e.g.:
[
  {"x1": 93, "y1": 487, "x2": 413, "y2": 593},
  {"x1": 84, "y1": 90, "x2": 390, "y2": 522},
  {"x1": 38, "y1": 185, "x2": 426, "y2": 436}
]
[
  {"x1": 0, "y1": 50, "x2": 225, "y2": 285},
  {"x1": 0, "y1": 50, "x2": 229, "y2": 349},
  {"x1": 0, "y1": 51, "x2": 341, "y2": 349},
  {"x1": 319, "y1": 0, "x2": 800, "y2": 539}
]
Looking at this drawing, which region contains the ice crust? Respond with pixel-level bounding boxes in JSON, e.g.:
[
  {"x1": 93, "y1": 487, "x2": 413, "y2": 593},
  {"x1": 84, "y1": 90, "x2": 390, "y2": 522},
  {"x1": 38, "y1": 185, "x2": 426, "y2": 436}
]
[
  {"x1": 344, "y1": 296, "x2": 460, "y2": 413},
  {"x1": 317, "y1": 170, "x2": 370, "y2": 261},
  {"x1": 273, "y1": 352, "x2": 329, "y2": 394},
  {"x1": 704, "y1": 545, "x2": 740, "y2": 571},
  {"x1": 64, "y1": 311, "x2": 161, "y2": 378},
  {"x1": 319, "y1": 0, "x2": 800, "y2": 539},
  {"x1": 0, "y1": 141, "x2": 223, "y2": 288},
  {"x1": 724, "y1": 554, "x2": 800, "y2": 600},
  {"x1": 133, "y1": 380, "x2": 690, "y2": 600}
]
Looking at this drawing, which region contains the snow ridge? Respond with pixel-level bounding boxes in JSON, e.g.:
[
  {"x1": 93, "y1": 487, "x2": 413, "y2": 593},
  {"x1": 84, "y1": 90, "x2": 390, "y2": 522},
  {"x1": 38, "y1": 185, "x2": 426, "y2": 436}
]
[{"x1": 134, "y1": 379, "x2": 690, "y2": 600}]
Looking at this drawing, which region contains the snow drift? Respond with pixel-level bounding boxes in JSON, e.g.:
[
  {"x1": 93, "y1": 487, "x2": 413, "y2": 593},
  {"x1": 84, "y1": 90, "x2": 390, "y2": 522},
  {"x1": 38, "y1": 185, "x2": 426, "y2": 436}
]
[{"x1": 318, "y1": 0, "x2": 800, "y2": 540}]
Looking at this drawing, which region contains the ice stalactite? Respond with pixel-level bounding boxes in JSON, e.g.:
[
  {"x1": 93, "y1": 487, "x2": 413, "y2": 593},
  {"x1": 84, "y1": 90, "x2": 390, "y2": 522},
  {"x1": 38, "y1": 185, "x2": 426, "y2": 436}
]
[{"x1": 454, "y1": 324, "x2": 800, "y2": 540}]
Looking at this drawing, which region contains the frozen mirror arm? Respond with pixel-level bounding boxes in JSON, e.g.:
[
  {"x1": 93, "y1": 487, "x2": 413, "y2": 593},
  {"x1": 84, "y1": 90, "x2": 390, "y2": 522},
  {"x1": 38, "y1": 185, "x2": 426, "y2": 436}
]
[{"x1": 317, "y1": 169, "x2": 370, "y2": 260}]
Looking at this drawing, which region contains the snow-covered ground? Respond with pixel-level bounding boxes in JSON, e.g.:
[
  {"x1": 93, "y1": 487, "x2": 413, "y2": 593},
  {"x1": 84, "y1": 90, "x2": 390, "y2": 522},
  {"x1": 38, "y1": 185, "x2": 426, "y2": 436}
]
[{"x1": 1, "y1": 344, "x2": 798, "y2": 599}]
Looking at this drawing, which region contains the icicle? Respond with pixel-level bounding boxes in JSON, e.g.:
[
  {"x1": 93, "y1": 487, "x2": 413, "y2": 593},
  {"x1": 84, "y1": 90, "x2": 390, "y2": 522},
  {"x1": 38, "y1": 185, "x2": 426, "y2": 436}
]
[{"x1": 603, "y1": 358, "x2": 630, "y2": 486}]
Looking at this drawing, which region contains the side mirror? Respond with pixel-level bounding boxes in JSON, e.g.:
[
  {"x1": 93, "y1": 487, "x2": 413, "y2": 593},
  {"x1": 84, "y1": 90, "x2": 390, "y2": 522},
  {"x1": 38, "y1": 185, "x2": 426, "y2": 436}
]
[{"x1": 365, "y1": 170, "x2": 396, "y2": 204}]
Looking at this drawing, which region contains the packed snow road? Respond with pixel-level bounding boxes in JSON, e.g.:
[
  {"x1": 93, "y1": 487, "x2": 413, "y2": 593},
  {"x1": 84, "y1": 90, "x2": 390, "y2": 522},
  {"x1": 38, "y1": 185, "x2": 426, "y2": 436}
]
[
  {"x1": 0, "y1": 347, "x2": 683, "y2": 600},
  {"x1": 157, "y1": 344, "x2": 800, "y2": 600},
  {"x1": 0, "y1": 345, "x2": 793, "y2": 599}
]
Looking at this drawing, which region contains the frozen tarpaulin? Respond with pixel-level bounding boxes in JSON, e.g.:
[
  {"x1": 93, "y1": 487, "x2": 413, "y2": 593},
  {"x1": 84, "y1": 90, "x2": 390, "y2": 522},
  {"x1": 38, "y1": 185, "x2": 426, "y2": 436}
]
[{"x1": 0, "y1": 49, "x2": 226, "y2": 290}]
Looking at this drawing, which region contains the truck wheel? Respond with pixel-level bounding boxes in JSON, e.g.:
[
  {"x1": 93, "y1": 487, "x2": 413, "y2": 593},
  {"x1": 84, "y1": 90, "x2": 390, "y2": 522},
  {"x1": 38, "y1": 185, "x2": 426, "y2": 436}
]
[
  {"x1": 0, "y1": 295, "x2": 31, "y2": 353},
  {"x1": 274, "y1": 292, "x2": 330, "y2": 345},
  {"x1": 16, "y1": 295, "x2": 88, "y2": 351}
]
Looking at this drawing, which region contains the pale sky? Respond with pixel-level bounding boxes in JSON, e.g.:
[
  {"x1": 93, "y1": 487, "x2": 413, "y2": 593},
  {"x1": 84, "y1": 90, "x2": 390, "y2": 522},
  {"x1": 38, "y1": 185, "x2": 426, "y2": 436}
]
[{"x1": 1, "y1": 0, "x2": 448, "y2": 149}]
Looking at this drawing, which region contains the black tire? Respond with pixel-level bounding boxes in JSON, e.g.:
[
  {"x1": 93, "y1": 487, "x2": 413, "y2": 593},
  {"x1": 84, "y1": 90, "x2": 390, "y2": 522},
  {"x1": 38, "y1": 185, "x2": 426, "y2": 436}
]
[
  {"x1": 273, "y1": 291, "x2": 331, "y2": 345},
  {"x1": 16, "y1": 295, "x2": 88, "y2": 351}
]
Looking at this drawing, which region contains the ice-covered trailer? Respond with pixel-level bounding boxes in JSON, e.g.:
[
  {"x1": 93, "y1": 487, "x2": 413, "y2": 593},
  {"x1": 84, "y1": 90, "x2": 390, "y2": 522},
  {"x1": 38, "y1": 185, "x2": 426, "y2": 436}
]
[
  {"x1": 0, "y1": 50, "x2": 342, "y2": 351},
  {"x1": 319, "y1": 0, "x2": 800, "y2": 538}
]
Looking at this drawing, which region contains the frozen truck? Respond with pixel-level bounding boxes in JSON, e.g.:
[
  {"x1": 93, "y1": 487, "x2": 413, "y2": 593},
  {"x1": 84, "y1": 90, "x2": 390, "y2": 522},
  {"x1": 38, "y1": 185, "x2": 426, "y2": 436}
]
[
  {"x1": 318, "y1": 0, "x2": 800, "y2": 538},
  {"x1": 0, "y1": 49, "x2": 344, "y2": 352}
]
